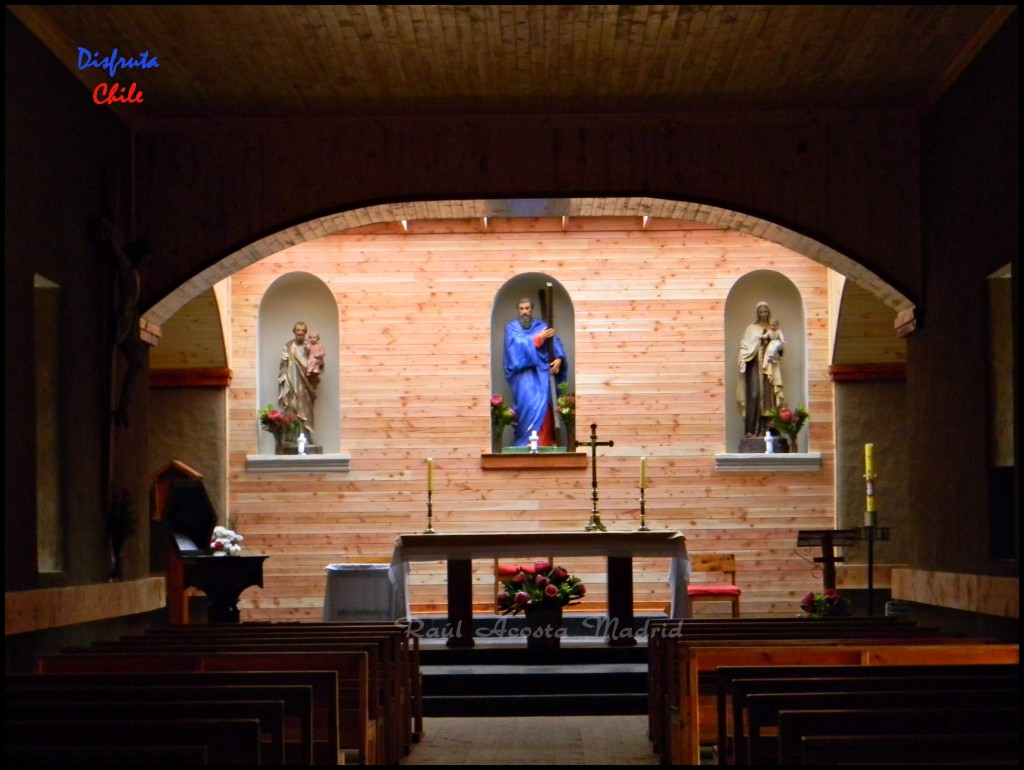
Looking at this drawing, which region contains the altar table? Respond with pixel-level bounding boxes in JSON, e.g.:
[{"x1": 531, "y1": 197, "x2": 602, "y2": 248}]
[{"x1": 390, "y1": 531, "x2": 691, "y2": 647}]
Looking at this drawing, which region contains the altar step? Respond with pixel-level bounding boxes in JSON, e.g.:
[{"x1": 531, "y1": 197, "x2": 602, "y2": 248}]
[{"x1": 418, "y1": 622, "x2": 649, "y2": 717}]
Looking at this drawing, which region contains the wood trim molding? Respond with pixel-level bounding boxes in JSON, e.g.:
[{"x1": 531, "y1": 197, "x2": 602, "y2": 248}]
[
  {"x1": 5, "y1": 577, "x2": 166, "y2": 635},
  {"x1": 151, "y1": 367, "x2": 233, "y2": 387},
  {"x1": 829, "y1": 363, "x2": 907, "y2": 381},
  {"x1": 891, "y1": 568, "x2": 1019, "y2": 619},
  {"x1": 480, "y1": 453, "x2": 588, "y2": 470}
]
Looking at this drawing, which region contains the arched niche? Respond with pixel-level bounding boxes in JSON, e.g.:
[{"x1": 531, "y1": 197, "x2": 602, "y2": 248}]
[
  {"x1": 490, "y1": 273, "x2": 576, "y2": 448},
  {"x1": 258, "y1": 272, "x2": 339, "y2": 454},
  {"x1": 725, "y1": 270, "x2": 807, "y2": 452}
]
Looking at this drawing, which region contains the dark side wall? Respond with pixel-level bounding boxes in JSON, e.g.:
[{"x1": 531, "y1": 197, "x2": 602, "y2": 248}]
[
  {"x1": 5, "y1": 12, "x2": 144, "y2": 592},
  {"x1": 914, "y1": 10, "x2": 1019, "y2": 574}
]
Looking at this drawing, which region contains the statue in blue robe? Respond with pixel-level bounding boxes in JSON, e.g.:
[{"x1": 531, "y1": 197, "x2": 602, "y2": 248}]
[{"x1": 503, "y1": 298, "x2": 568, "y2": 447}]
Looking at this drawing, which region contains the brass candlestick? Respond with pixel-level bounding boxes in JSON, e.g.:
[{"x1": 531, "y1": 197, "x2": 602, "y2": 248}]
[
  {"x1": 423, "y1": 491, "x2": 436, "y2": 534},
  {"x1": 637, "y1": 487, "x2": 650, "y2": 531}
]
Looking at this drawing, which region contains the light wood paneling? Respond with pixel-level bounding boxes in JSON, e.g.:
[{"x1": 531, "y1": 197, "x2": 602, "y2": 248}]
[{"x1": 228, "y1": 218, "x2": 837, "y2": 620}]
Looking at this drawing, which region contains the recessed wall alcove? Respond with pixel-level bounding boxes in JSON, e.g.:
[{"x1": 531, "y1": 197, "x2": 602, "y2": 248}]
[
  {"x1": 717, "y1": 269, "x2": 821, "y2": 472},
  {"x1": 489, "y1": 273, "x2": 576, "y2": 450},
  {"x1": 247, "y1": 271, "x2": 347, "y2": 471}
]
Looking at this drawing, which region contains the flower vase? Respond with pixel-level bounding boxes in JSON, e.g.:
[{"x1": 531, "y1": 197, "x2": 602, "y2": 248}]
[
  {"x1": 789, "y1": 435, "x2": 800, "y2": 453},
  {"x1": 491, "y1": 429, "x2": 503, "y2": 455},
  {"x1": 524, "y1": 603, "x2": 563, "y2": 650},
  {"x1": 565, "y1": 423, "x2": 576, "y2": 452}
]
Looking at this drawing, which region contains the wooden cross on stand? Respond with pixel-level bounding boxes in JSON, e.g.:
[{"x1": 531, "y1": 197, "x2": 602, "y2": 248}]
[
  {"x1": 578, "y1": 423, "x2": 614, "y2": 531},
  {"x1": 796, "y1": 529, "x2": 859, "y2": 591}
]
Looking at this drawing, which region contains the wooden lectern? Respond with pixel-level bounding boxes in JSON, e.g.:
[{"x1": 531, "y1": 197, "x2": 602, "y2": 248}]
[
  {"x1": 157, "y1": 474, "x2": 268, "y2": 623},
  {"x1": 797, "y1": 529, "x2": 858, "y2": 592}
]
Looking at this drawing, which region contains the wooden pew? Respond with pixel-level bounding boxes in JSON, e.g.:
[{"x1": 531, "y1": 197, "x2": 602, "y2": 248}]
[
  {"x1": 4, "y1": 699, "x2": 287, "y2": 765},
  {"x1": 776, "y1": 707, "x2": 1020, "y2": 765},
  {"x1": 671, "y1": 640, "x2": 1019, "y2": 765},
  {"x1": 798, "y1": 732, "x2": 1020, "y2": 765},
  {"x1": 747, "y1": 688, "x2": 1018, "y2": 764},
  {"x1": 720, "y1": 666, "x2": 1018, "y2": 765},
  {"x1": 645, "y1": 616, "x2": 928, "y2": 754},
  {"x1": 5, "y1": 682, "x2": 314, "y2": 765},
  {"x1": 4, "y1": 718, "x2": 262, "y2": 765},
  {"x1": 33, "y1": 650, "x2": 370, "y2": 765},
  {"x1": 644, "y1": 617, "x2": 945, "y2": 761},
  {"x1": 7, "y1": 671, "x2": 335, "y2": 765},
  {"x1": 5, "y1": 744, "x2": 212, "y2": 765},
  {"x1": 132, "y1": 621, "x2": 421, "y2": 760},
  {"x1": 105, "y1": 625, "x2": 411, "y2": 764}
]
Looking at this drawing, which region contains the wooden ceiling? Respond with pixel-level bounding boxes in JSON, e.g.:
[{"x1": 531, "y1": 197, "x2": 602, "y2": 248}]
[{"x1": 9, "y1": 5, "x2": 1016, "y2": 128}]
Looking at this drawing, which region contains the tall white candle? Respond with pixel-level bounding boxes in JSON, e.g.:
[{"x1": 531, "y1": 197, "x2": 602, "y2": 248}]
[
  {"x1": 427, "y1": 458, "x2": 434, "y2": 492},
  {"x1": 639, "y1": 457, "x2": 647, "y2": 489}
]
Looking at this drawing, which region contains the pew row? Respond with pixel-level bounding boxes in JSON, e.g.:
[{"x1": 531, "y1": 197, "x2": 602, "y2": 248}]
[
  {"x1": 32, "y1": 651, "x2": 368, "y2": 764},
  {"x1": 667, "y1": 637, "x2": 1018, "y2": 765},
  {"x1": 719, "y1": 665, "x2": 1018, "y2": 765},
  {"x1": 5, "y1": 680, "x2": 316, "y2": 765},
  {"x1": 778, "y1": 707, "x2": 1019, "y2": 765},
  {"x1": 644, "y1": 616, "x2": 948, "y2": 761},
  {"x1": 7, "y1": 671, "x2": 334, "y2": 763},
  {"x1": 4, "y1": 718, "x2": 262, "y2": 765}
]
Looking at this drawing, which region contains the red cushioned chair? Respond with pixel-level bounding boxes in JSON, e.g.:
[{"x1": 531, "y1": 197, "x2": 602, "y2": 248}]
[{"x1": 687, "y1": 553, "x2": 741, "y2": 617}]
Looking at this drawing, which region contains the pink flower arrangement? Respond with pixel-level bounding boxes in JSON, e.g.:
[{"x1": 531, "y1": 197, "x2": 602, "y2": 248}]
[
  {"x1": 800, "y1": 588, "x2": 851, "y2": 617},
  {"x1": 490, "y1": 394, "x2": 516, "y2": 431},
  {"x1": 496, "y1": 561, "x2": 586, "y2": 615},
  {"x1": 259, "y1": 404, "x2": 299, "y2": 436}
]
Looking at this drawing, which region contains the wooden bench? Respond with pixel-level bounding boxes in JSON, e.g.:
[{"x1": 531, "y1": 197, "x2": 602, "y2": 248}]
[
  {"x1": 5, "y1": 744, "x2": 212, "y2": 765},
  {"x1": 5, "y1": 681, "x2": 315, "y2": 765},
  {"x1": 135, "y1": 621, "x2": 422, "y2": 757},
  {"x1": 645, "y1": 615, "x2": 929, "y2": 754},
  {"x1": 777, "y1": 706, "x2": 1020, "y2": 765},
  {"x1": 719, "y1": 665, "x2": 1018, "y2": 765},
  {"x1": 4, "y1": 718, "x2": 262, "y2": 765},
  {"x1": 4, "y1": 699, "x2": 287, "y2": 765},
  {"x1": 116, "y1": 622, "x2": 417, "y2": 763},
  {"x1": 798, "y1": 732, "x2": 1020, "y2": 765},
  {"x1": 670, "y1": 640, "x2": 1019, "y2": 765},
  {"x1": 7, "y1": 670, "x2": 336, "y2": 765},
  {"x1": 747, "y1": 687, "x2": 1018, "y2": 764},
  {"x1": 643, "y1": 617, "x2": 948, "y2": 761},
  {"x1": 33, "y1": 650, "x2": 370, "y2": 764}
]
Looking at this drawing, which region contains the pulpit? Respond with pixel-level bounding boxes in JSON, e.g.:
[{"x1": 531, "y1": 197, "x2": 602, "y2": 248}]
[
  {"x1": 162, "y1": 478, "x2": 268, "y2": 623},
  {"x1": 797, "y1": 529, "x2": 858, "y2": 591}
]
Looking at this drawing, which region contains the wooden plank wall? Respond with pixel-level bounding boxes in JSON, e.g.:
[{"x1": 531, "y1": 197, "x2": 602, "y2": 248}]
[{"x1": 227, "y1": 217, "x2": 835, "y2": 620}]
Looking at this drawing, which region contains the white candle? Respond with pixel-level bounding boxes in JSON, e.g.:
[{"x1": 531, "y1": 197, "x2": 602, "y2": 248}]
[
  {"x1": 639, "y1": 457, "x2": 647, "y2": 489},
  {"x1": 864, "y1": 443, "x2": 874, "y2": 476},
  {"x1": 426, "y1": 458, "x2": 433, "y2": 492}
]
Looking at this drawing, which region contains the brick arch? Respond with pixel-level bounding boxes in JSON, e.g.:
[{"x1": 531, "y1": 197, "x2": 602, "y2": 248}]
[{"x1": 144, "y1": 197, "x2": 914, "y2": 329}]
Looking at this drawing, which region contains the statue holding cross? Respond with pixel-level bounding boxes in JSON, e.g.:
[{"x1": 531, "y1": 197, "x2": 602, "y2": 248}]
[{"x1": 577, "y1": 423, "x2": 614, "y2": 531}]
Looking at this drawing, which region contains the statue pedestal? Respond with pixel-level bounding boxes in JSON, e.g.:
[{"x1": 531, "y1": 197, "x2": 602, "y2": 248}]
[{"x1": 739, "y1": 436, "x2": 790, "y2": 453}]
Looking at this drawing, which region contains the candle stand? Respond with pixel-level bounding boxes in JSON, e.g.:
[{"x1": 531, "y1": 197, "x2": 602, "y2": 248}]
[
  {"x1": 637, "y1": 488, "x2": 650, "y2": 531},
  {"x1": 855, "y1": 520, "x2": 890, "y2": 615},
  {"x1": 423, "y1": 490, "x2": 436, "y2": 534}
]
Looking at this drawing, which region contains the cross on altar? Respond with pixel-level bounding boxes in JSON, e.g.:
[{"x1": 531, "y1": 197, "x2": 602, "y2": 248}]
[{"x1": 577, "y1": 422, "x2": 614, "y2": 531}]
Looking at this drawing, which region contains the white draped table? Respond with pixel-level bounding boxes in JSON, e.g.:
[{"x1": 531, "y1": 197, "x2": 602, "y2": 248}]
[{"x1": 390, "y1": 530, "x2": 691, "y2": 646}]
